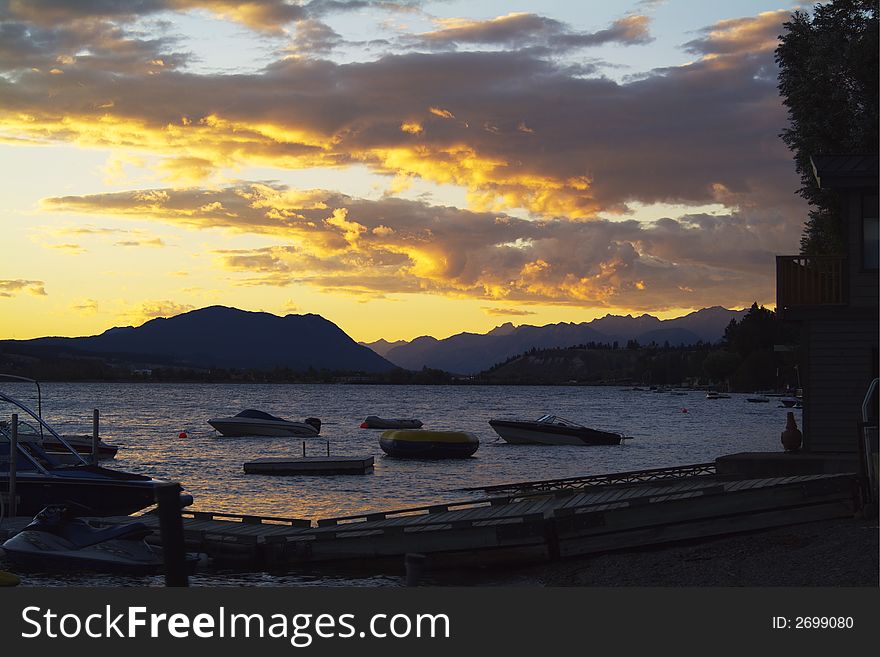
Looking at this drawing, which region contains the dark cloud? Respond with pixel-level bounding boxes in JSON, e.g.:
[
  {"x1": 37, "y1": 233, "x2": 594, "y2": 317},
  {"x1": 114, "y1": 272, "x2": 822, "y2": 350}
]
[
  {"x1": 0, "y1": 9, "x2": 799, "y2": 219},
  {"x1": 288, "y1": 18, "x2": 343, "y2": 54},
  {"x1": 408, "y1": 13, "x2": 652, "y2": 52},
  {"x1": 3, "y1": 0, "x2": 430, "y2": 33}
]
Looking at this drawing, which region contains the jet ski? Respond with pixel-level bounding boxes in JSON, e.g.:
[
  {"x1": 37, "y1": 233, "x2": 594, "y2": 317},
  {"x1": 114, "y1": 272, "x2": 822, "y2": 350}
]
[{"x1": 1, "y1": 504, "x2": 195, "y2": 574}]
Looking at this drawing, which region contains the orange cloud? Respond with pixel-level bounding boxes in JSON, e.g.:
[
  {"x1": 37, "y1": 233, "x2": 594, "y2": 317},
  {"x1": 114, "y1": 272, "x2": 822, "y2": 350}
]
[{"x1": 42, "y1": 183, "x2": 780, "y2": 311}]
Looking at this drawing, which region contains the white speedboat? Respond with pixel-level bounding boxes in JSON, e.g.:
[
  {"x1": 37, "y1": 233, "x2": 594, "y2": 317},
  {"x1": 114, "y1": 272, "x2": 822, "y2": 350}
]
[
  {"x1": 488, "y1": 415, "x2": 624, "y2": 446},
  {"x1": 706, "y1": 392, "x2": 731, "y2": 399},
  {"x1": 208, "y1": 409, "x2": 321, "y2": 437}
]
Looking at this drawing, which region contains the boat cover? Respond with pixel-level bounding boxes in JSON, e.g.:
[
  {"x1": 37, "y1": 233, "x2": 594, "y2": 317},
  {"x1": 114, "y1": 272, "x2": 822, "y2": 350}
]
[{"x1": 234, "y1": 409, "x2": 288, "y2": 422}]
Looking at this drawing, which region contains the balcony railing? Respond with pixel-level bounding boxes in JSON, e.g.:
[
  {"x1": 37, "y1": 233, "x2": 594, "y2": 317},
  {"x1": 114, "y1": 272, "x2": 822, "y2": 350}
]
[{"x1": 776, "y1": 255, "x2": 847, "y2": 310}]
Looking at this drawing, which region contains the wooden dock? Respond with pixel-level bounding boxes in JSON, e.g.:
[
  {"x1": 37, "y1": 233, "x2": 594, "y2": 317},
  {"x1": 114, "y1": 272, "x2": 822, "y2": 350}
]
[
  {"x1": 244, "y1": 456, "x2": 374, "y2": 475},
  {"x1": 0, "y1": 466, "x2": 858, "y2": 572},
  {"x1": 64, "y1": 469, "x2": 856, "y2": 571}
]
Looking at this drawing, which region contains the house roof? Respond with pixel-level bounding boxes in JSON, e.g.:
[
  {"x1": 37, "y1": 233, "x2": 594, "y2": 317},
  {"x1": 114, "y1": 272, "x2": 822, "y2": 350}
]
[{"x1": 810, "y1": 154, "x2": 879, "y2": 189}]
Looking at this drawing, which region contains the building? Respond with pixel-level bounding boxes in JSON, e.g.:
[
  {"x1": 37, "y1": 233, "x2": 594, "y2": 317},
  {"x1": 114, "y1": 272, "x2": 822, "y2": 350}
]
[{"x1": 776, "y1": 154, "x2": 878, "y2": 453}]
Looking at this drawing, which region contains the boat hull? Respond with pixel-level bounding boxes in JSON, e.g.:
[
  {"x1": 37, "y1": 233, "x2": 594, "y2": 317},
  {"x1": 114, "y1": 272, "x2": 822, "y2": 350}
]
[
  {"x1": 0, "y1": 468, "x2": 162, "y2": 517},
  {"x1": 361, "y1": 416, "x2": 423, "y2": 429},
  {"x1": 208, "y1": 418, "x2": 319, "y2": 437},
  {"x1": 489, "y1": 420, "x2": 622, "y2": 446}
]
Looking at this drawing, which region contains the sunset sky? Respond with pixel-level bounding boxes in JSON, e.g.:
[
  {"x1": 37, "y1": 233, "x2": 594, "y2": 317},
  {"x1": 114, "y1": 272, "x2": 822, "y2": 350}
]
[{"x1": 0, "y1": 0, "x2": 808, "y2": 343}]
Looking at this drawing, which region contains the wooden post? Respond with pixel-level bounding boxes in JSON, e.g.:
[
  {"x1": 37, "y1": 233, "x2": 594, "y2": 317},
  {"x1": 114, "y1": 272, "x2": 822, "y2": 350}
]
[
  {"x1": 405, "y1": 553, "x2": 426, "y2": 586},
  {"x1": 92, "y1": 408, "x2": 99, "y2": 465},
  {"x1": 326, "y1": 440, "x2": 330, "y2": 456},
  {"x1": 9, "y1": 414, "x2": 17, "y2": 518},
  {"x1": 155, "y1": 482, "x2": 188, "y2": 587},
  {"x1": 302, "y1": 441, "x2": 306, "y2": 457}
]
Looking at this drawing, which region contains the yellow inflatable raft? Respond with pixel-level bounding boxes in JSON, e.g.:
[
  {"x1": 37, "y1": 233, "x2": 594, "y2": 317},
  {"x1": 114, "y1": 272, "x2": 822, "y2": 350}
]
[{"x1": 379, "y1": 430, "x2": 479, "y2": 459}]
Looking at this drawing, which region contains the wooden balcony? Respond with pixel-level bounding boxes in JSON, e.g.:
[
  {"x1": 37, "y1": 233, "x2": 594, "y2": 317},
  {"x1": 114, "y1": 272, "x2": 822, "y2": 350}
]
[{"x1": 776, "y1": 255, "x2": 847, "y2": 312}]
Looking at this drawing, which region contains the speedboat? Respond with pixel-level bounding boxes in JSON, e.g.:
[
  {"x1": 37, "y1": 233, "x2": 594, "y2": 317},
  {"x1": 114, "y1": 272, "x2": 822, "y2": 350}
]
[
  {"x1": 1, "y1": 388, "x2": 185, "y2": 517},
  {"x1": 208, "y1": 409, "x2": 321, "y2": 437},
  {"x1": 0, "y1": 420, "x2": 118, "y2": 463},
  {"x1": 706, "y1": 392, "x2": 731, "y2": 399},
  {"x1": 746, "y1": 395, "x2": 770, "y2": 403},
  {"x1": 488, "y1": 415, "x2": 624, "y2": 446},
  {"x1": 360, "y1": 416, "x2": 423, "y2": 429}
]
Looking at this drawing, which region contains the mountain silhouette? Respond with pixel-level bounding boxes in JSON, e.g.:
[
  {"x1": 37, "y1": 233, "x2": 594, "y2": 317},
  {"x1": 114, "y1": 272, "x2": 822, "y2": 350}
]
[
  {"x1": 364, "y1": 306, "x2": 746, "y2": 374},
  {"x1": 5, "y1": 306, "x2": 395, "y2": 373}
]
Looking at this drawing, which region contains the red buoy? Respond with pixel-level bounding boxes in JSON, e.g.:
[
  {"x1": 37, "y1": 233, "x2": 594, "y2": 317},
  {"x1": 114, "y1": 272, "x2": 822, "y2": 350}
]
[
  {"x1": 681, "y1": 408, "x2": 688, "y2": 414},
  {"x1": 178, "y1": 431, "x2": 188, "y2": 439}
]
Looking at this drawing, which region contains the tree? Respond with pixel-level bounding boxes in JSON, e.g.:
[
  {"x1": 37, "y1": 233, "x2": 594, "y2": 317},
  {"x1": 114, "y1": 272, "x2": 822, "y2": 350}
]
[
  {"x1": 775, "y1": 0, "x2": 879, "y2": 254},
  {"x1": 724, "y1": 302, "x2": 778, "y2": 358}
]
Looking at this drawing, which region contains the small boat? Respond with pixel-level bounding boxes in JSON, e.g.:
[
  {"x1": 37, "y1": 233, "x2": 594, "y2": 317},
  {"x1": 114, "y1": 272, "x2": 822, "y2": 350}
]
[
  {"x1": 379, "y1": 430, "x2": 479, "y2": 458},
  {"x1": 1, "y1": 420, "x2": 119, "y2": 463},
  {"x1": 746, "y1": 395, "x2": 770, "y2": 403},
  {"x1": 360, "y1": 416, "x2": 423, "y2": 429},
  {"x1": 705, "y1": 392, "x2": 731, "y2": 399},
  {"x1": 781, "y1": 398, "x2": 800, "y2": 408},
  {"x1": 208, "y1": 409, "x2": 321, "y2": 437},
  {"x1": 1, "y1": 505, "x2": 197, "y2": 574},
  {"x1": 488, "y1": 415, "x2": 623, "y2": 446}
]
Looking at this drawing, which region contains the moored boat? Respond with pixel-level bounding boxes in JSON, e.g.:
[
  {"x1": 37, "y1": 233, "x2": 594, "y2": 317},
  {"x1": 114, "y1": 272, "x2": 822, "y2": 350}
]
[
  {"x1": 208, "y1": 409, "x2": 321, "y2": 437},
  {"x1": 1, "y1": 388, "x2": 185, "y2": 517},
  {"x1": 360, "y1": 416, "x2": 423, "y2": 429},
  {"x1": 379, "y1": 429, "x2": 479, "y2": 458},
  {"x1": 488, "y1": 415, "x2": 623, "y2": 446}
]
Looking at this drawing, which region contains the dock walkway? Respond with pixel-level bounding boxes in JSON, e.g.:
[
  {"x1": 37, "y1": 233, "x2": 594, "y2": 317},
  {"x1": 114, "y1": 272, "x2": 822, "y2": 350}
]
[{"x1": 82, "y1": 468, "x2": 857, "y2": 571}]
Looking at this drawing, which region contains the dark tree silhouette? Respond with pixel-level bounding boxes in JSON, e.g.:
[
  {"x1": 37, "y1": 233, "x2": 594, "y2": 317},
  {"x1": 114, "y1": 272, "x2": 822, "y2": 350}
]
[{"x1": 775, "y1": 0, "x2": 878, "y2": 254}]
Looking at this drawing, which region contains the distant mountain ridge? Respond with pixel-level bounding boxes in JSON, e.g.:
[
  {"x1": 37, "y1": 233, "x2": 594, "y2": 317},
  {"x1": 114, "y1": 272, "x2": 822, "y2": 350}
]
[
  {"x1": 2, "y1": 306, "x2": 395, "y2": 373},
  {"x1": 363, "y1": 306, "x2": 746, "y2": 375}
]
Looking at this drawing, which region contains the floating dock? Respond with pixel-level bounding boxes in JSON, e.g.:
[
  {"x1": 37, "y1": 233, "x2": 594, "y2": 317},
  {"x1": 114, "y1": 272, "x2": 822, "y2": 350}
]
[{"x1": 243, "y1": 456, "x2": 374, "y2": 476}]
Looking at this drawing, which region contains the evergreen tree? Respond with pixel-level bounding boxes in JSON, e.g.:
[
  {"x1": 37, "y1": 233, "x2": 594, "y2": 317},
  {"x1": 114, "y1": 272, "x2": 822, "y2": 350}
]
[{"x1": 775, "y1": 0, "x2": 878, "y2": 254}]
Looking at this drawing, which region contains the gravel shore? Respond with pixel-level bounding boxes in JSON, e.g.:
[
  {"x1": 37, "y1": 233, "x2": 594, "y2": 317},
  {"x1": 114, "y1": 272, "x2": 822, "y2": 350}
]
[{"x1": 462, "y1": 517, "x2": 879, "y2": 587}]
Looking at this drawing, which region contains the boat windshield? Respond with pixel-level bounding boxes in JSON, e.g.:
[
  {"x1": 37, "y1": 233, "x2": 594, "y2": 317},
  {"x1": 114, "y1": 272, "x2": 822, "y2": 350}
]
[
  {"x1": 235, "y1": 409, "x2": 288, "y2": 422},
  {"x1": 536, "y1": 415, "x2": 583, "y2": 428},
  {"x1": 0, "y1": 389, "x2": 86, "y2": 468}
]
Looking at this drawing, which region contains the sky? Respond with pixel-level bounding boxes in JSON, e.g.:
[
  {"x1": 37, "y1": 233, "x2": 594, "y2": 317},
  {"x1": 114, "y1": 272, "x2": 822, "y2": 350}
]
[{"x1": 0, "y1": 0, "x2": 810, "y2": 343}]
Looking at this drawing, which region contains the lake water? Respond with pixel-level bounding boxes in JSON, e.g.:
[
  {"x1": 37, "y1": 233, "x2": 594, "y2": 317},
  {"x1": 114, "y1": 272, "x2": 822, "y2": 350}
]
[{"x1": 1, "y1": 382, "x2": 799, "y2": 585}]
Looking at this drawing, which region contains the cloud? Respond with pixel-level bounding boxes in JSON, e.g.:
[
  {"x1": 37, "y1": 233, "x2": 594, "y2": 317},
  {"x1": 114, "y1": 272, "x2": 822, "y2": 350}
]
[
  {"x1": 127, "y1": 299, "x2": 194, "y2": 320},
  {"x1": 682, "y1": 9, "x2": 791, "y2": 57},
  {"x1": 3, "y1": 1, "x2": 431, "y2": 34},
  {"x1": 287, "y1": 19, "x2": 344, "y2": 55},
  {"x1": 482, "y1": 306, "x2": 536, "y2": 316},
  {"x1": 43, "y1": 182, "x2": 782, "y2": 311},
  {"x1": 114, "y1": 237, "x2": 166, "y2": 247},
  {"x1": 1, "y1": 9, "x2": 800, "y2": 221},
  {"x1": 70, "y1": 298, "x2": 100, "y2": 315},
  {"x1": 409, "y1": 13, "x2": 652, "y2": 51},
  {"x1": 0, "y1": 279, "x2": 47, "y2": 297},
  {"x1": 46, "y1": 243, "x2": 88, "y2": 254}
]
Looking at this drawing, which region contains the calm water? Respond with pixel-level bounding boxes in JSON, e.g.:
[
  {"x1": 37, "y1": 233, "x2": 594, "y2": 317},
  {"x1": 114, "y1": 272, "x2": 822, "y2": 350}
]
[{"x1": 1, "y1": 382, "x2": 799, "y2": 585}]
